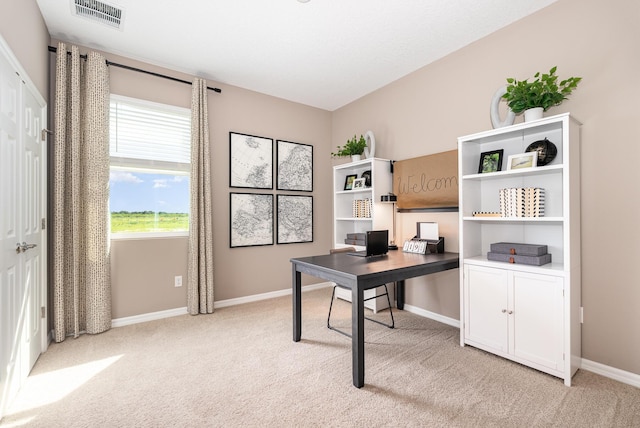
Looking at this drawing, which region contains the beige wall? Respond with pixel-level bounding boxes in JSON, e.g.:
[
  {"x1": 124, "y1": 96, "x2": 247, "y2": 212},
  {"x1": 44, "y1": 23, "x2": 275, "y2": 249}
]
[
  {"x1": 0, "y1": 0, "x2": 49, "y2": 97},
  {"x1": 333, "y1": 0, "x2": 640, "y2": 376}
]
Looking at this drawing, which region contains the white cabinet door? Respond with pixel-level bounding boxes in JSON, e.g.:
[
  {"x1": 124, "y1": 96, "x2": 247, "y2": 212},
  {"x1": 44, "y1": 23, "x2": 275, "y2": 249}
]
[
  {"x1": 511, "y1": 271, "x2": 564, "y2": 371},
  {"x1": 465, "y1": 265, "x2": 564, "y2": 373},
  {"x1": 464, "y1": 265, "x2": 508, "y2": 352}
]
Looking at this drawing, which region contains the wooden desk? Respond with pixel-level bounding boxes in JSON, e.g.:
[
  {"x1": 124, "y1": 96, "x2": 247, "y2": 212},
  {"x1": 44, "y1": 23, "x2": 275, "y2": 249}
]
[{"x1": 291, "y1": 251, "x2": 459, "y2": 388}]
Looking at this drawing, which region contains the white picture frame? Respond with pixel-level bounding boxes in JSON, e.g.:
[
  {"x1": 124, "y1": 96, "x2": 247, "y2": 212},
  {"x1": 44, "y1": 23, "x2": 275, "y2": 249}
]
[
  {"x1": 507, "y1": 152, "x2": 537, "y2": 170},
  {"x1": 352, "y1": 178, "x2": 366, "y2": 190}
]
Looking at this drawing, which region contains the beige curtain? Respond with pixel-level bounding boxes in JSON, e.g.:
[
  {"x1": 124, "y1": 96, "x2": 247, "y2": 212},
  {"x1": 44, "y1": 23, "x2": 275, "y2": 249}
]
[
  {"x1": 52, "y1": 42, "x2": 111, "y2": 342},
  {"x1": 187, "y1": 78, "x2": 215, "y2": 314}
]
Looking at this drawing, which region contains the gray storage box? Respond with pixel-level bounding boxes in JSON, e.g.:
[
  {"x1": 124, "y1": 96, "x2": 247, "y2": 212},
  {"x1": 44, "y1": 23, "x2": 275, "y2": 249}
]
[
  {"x1": 346, "y1": 233, "x2": 366, "y2": 240},
  {"x1": 490, "y1": 242, "x2": 548, "y2": 256},
  {"x1": 345, "y1": 239, "x2": 366, "y2": 246},
  {"x1": 487, "y1": 252, "x2": 552, "y2": 266}
]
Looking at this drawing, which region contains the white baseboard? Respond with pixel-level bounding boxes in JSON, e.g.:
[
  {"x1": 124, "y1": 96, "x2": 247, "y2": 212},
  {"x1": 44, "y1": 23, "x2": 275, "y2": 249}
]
[
  {"x1": 402, "y1": 303, "x2": 460, "y2": 329},
  {"x1": 214, "y1": 281, "x2": 331, "y2": 309},
  {"x1": 580, "y1": 358, "x2": 640, "y2": 389},
  {"x1": 112, "y1": 307, "x2": 188, "y2": 327}
]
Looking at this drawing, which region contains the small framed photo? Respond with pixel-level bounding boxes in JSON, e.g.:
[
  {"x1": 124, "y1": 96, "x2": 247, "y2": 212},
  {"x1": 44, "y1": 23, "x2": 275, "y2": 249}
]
[
  {"x1": 478, "y1": 149, "x2": 504, "y2": 173},
  {"x1": 352, "y1": 178, "x2": 366, "y2": 190},
  {"x1": 344, "y1": 174, "x2": 358, "y2": 190},
  {"x1": 507, "y1": 152, "x2": 538, "y2": 170}
]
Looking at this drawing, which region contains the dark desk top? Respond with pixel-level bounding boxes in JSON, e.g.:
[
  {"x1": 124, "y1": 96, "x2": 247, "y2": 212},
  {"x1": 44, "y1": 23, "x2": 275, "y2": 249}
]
[{"x1": 291, "y1": 251, "x2": 459, "y2": 290}]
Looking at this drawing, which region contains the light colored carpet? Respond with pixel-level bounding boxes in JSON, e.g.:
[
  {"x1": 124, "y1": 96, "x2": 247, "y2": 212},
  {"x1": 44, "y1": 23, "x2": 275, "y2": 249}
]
[{"x1": 2, "y1": 287, "x2": 639, "y2": 427}]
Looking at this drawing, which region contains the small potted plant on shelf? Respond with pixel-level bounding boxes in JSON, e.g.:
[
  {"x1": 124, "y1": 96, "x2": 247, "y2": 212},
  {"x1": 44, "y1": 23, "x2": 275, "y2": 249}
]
[
  {"x1": 331, "y1": 134, "x2": 367, "y2": 161},
  {"x1": 502, "y1": 66, "x2": 581, "y2": 122}
]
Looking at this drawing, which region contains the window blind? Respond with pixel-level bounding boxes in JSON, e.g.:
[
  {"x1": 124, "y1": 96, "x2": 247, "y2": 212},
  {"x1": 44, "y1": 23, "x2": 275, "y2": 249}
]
[{"x1": 109, "y1": 95, "x2": 191, "y2": 169}]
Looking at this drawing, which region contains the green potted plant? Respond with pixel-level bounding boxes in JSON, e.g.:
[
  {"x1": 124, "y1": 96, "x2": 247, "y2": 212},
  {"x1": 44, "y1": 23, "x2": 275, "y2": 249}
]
[
  {"x1": 502, "y1": 66, "x2": 581, "y2": 121},
  {"x1": 331, "y1": 134, "x2": 367, "y2": 161}
]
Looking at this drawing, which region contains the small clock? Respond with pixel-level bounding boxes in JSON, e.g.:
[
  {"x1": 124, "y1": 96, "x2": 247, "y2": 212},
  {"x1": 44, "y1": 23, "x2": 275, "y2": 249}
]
[{"x1": 526, "y1": 138, "x2": 557, "y2": 166}]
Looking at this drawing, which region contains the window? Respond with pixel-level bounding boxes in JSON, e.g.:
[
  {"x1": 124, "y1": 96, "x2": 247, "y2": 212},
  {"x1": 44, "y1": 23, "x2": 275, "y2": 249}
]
[{"x1": 109, "y1": 95, "x2": 191, "y2": 237}]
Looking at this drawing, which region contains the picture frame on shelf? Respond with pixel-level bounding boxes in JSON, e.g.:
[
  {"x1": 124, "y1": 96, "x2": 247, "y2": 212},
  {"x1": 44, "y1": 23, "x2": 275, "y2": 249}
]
[
  {"x1": 352, "y1": 178, "x2": 366, "y2": 190},
  {"x1": 478, "y1": 149, "x2": 504, "y2": 173},
  {"x1": 507, "y1": 152, "x2": 538, "y2": 170},
  {"x1": 344, "y1": 174, "x2": 358, "y2": 190}
]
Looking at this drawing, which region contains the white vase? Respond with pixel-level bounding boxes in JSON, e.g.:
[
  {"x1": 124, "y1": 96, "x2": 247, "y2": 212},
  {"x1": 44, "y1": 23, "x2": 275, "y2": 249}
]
[
  {"x1": 351, "y1": 154, "x2": 361, "y2": 162},
  {"x1": 524, "y1": 107, "x2": 543, "y2": 122}
]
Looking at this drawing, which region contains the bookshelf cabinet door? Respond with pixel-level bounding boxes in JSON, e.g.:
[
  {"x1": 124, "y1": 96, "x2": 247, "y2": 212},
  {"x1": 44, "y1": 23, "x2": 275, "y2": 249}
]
[{"x1": 464, "y1": 265, "x2": 509, "y2": 353}]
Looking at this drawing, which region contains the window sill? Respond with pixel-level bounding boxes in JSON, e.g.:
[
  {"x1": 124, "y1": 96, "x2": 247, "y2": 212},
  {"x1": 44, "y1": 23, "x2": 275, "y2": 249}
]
[{"x1": 110, "y1": 231, "x2": 188, "y2": 241}]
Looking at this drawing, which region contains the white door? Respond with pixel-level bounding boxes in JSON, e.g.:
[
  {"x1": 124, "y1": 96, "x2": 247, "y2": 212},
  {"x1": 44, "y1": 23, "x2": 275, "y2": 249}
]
[
  {"x1": 0, "y1": 38, "x2": 47, "y2": 419},
  {"x1": 0, "y1": 44, "x2": 23, "y2": 417},
  {"x1": 21, "y1": 80, "x2": 46, "y2": 373}
]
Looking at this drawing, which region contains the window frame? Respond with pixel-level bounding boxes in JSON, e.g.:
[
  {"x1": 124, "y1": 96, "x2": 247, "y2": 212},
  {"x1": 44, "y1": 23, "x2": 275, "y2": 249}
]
[{"x1": 109, "y1": 95, "x2": 191, "y2": 240}]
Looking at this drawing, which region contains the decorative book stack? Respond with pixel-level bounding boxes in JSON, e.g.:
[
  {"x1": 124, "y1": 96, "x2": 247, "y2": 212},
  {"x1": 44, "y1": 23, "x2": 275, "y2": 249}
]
[
  {"x1": 487, "y1": 242, "x2": 552, "y2": 266},
  {"x1": 499, "y1": 188, "x2": 545, "y2": 217},
  {"x1": 344, "y1": 232, "x2": 366, "y2": 246},
  {"x1": 352, "y1": 198, "x2": 372, "y2": 218}
]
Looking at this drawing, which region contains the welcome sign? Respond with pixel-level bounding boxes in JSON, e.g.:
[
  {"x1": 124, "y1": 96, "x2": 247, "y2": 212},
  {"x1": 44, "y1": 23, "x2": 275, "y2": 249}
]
[{"x1": 393, "y1": 149, "x2": 458, "y2": 210}]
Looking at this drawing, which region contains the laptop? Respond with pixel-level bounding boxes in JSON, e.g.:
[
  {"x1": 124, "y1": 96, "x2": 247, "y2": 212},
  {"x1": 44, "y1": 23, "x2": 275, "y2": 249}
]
[{"x1": 348, "y1": 230, "x2": 389, "y2": 257}]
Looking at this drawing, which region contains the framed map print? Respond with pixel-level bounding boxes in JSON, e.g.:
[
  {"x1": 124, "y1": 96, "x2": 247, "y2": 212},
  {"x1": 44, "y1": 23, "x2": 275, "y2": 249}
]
[
  {"x1": 276, "y1": 195, "x2": 313, "y2": 244},
  {"x1": 229, "y1": 132, "x2": 273, "y2": 189},
  {"x1": 230, "y1": 193, "x2": 274, "y2": 247},
  {"x1": 276, "y1": 140, "x2": 313, "y2": 192}
]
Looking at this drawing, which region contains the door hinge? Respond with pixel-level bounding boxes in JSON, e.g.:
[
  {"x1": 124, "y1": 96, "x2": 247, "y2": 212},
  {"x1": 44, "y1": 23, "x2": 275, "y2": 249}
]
[
  {"x1": 41, "y1": 128, "x2": 53, "y2": 141},
  {"x1": 41, "y1": 306, "x2": 46, "y2": 319},
  {"x1": 41, "y1": 218, "x2": 46, "y2": 230}
]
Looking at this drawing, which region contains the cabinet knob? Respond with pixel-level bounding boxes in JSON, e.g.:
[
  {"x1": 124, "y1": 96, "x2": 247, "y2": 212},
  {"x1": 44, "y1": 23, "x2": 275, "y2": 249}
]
[
  {"x1": 501, "y1": 309, "x2": 507, "y2": 313},
  {"x1": 508, "y1": 310, "x2": 513, "y2": 315}
]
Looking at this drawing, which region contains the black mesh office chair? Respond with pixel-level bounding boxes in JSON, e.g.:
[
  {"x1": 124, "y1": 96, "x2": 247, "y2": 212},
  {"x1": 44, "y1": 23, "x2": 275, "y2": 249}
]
[{"x1": 327, "y1": 247, "x2": 395, "y2": 337}]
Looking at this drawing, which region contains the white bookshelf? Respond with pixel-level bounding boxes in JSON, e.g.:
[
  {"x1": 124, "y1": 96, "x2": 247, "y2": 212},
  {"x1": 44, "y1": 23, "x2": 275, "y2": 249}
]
[
  {"x1": 458, "y1": 113, "x2": 582, "y2": 385},
  {"x1": 332, "y1": 158, "x2": 393, "y2": 312}
]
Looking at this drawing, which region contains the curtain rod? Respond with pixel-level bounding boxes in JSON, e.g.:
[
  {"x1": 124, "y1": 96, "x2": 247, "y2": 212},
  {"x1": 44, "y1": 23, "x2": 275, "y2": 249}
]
[{"x1": 48, "y1": 46, "x2": 222, "y2": 93}]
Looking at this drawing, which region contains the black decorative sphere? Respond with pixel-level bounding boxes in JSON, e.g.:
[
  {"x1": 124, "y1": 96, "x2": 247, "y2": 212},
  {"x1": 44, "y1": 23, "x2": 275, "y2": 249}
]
[
  {"x1": 526, "y1": 138, "x2": 557, "y2": 166},
  {"x1": 361, "y1": 170, "x2": 371, "y2": 187}
]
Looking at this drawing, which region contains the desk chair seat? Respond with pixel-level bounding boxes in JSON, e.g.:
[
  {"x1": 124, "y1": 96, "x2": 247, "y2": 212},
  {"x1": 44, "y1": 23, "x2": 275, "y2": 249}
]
[{"x1": 327, "y1": 247, "x2": 395, "y2": 338}]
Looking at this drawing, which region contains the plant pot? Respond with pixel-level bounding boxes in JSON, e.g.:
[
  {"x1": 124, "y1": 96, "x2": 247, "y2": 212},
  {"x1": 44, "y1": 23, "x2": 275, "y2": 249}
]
[
  {"x1": 351, "y1": 154, "x2": 362, "y2": 162},
  {"x1": 524, "y1": 107, "x2": 543, "y2": 122}
]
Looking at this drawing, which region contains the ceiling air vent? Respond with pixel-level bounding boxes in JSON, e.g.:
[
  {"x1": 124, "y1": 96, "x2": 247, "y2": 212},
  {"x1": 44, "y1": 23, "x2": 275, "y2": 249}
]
[{"x1": 73, "y1": 0, "x2": 123, "y2": 29}]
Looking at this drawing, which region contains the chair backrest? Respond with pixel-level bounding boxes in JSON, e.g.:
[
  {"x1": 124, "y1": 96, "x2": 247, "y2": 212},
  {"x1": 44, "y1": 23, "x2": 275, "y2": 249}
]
[{"x1": 330, "y1": 247, "x2": 355, "y2": 254}]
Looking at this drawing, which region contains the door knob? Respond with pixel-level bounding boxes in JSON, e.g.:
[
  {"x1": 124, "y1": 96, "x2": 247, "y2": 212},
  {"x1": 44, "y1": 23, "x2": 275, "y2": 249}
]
[{"x1": 16, "y1": 242, "x2": 37, "y2": 253}]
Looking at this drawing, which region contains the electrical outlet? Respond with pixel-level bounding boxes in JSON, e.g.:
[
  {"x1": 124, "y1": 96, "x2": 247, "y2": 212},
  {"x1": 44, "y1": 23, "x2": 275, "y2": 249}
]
[{"x1": 174, "y1": 275, "x2": 182, "y2": 287}]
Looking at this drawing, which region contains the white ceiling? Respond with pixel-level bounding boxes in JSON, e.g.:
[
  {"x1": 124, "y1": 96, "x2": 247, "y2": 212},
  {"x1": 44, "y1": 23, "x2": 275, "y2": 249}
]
[{"x1": 36, "y1": 0, "x2": 557, "y2": 111}]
